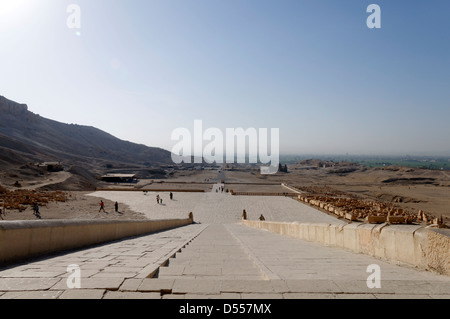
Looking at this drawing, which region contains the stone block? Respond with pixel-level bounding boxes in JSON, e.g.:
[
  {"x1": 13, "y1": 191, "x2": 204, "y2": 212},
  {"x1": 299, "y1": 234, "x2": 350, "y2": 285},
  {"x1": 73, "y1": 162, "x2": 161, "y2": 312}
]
[
  {"x1": 284, "y1": 280, "x2": 342, "y2": 293},
  {"x1": 103, "y1": 291, "x2": 161, "y2": 299},
  {"x1": 0, "y1": 278, "x2": 61, "y2": 291},
  {"x1": 378, "y1": 225, "x2": 397, "y2": 261},
  {"x1": 413, "y1": 227, "x2": 428, "y2": 270},
  {"x1": 119, "y1": 278, "x2": 144, "y2": 291},
  {"x1": 138, "y1": 279, "x2": 175, "y2": 293},
  {"x1": 295, "y1": 223, "x2": 305, "y2": 240},
  {"x1": 58, "y1": 289, "x2": 106, "y2": 299},
  {"x1": 221, "y1": 280, "x2": 276, "y2": 293},
  {"x1": 391, "y1": 225, "x2": 423, "y2": 266},
  {"x1": 387, "y1": 216, "x2": 407, "y2": 224},
  {"x1": 283, "y1": 292, "x2": 335, "y2": 299},
  {"x1": 357, "y1": 224, "x2": 378, "y2": 256},
  {"x1": 367, "y1": 216, "x2": 387, "y2": 224},
  {"x1": 172, "y1": 279, "x2": 221, "y2": 294},
  {"x1": 343, "y1": 223, "x2": 360, "y2": 252},
  {"x1": 372, "y1": 223, "x2": 388, "y2": 260},
  {"x1": 314, "y1": 224, "x2": 325, "y2": 245},
  {"x1": 306, "y1": 223, "x2": 316, "y2": 242},
  {"x1": 329, "y1": 224, "x2": 345, "y2": 248},
  {"x1": 240, "y1": 293, "x2": 283, "y2": 299},
  {"x1": 12, "y1": 290, "x2": 63, "y2": 299},
  {"x1": 426, "y1": 228, "x2": 450, "y2": 276}
]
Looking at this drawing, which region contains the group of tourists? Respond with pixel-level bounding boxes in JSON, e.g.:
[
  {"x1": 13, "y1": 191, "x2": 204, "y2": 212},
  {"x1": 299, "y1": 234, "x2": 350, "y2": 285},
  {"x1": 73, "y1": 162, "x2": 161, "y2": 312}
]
[
  {"x1": 98, "y1": 200, "x2": 120, "y2": 213},
  {"x1": 242, "y1": 209, "x2": 265, "y2": 221},
  {"x1": 216, "y1": 185, "x2": 226, "y2": 193},
  {"x1": 156, "y1": 192, "x2": 174, "y2": 205},
  {"x1": 97, "y1": 192, "x2": 175, "y2": 213}
]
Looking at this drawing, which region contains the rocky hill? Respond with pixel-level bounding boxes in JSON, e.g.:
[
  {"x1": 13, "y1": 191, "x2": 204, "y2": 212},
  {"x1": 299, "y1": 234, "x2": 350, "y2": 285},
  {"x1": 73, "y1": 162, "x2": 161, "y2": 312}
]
[{"x1": 0, "y1": 95, "x2": 172, "y2": 173}]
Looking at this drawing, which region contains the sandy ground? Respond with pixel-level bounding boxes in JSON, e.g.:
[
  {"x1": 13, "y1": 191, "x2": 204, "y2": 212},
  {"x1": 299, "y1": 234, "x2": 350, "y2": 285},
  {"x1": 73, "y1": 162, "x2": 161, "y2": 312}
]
[
  {"x1": 1, "y1": 164, "x2": 449, "y2": 226},
  {"x1": 164, "y1": 167, "x2": 450, "y2": 222},
  {"x1": 0, "y1": 191, "x2": 147, "y2": 221}
]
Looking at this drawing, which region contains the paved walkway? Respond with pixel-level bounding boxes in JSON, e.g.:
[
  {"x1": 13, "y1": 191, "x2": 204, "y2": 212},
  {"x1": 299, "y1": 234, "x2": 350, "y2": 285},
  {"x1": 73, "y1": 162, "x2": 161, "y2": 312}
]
[
  {"x1": 1, "y1": 222, "x2": 449, "y2": 299},
  {"x1": 156, "y1": 224, "x2": 265, "y2": 281},
  {"x1": 0, "y1": 190, "x2": 449, "y2": 299},
  {"x1": 0, "y1": 224, "x2": 207, "y2": 299},
  {"x1": 88, "y1": 190, "x2": 346, "y2": 225}
]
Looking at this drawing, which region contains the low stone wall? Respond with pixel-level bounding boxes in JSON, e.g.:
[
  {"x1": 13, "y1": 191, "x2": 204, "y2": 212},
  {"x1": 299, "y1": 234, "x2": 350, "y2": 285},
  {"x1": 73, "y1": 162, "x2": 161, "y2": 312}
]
[
  {"x1": 0, "y1": 217, "x2": 193, "y2": 266},
  {"x1": 281, "y1": 183, "x2": 303, "y2": 194},
  {"x1": 242, "y1": 220, "x2": 450, "y2": 276},
  {"x1": 230, "y1": 192, "x2": 296, "y2": 197},
  {"x1": 95, "y1": 188, "x2": 205, "y2": 193}
]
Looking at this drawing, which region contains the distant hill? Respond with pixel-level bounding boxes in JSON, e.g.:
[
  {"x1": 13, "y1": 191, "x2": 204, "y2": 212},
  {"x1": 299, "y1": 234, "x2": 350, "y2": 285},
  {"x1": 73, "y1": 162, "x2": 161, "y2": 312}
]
[
  {"x1": 0, "y1": 95, "x2": 172, "y2": 172},
  {"x1": 295, "y1": 159, "x2": 336, "y2": 168}
]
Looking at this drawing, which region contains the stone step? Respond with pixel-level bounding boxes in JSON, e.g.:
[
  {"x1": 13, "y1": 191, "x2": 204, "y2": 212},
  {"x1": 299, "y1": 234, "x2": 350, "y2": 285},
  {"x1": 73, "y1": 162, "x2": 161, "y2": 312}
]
[{"x1": 154, "y1": 224, "x2": 265, "y2": 281}]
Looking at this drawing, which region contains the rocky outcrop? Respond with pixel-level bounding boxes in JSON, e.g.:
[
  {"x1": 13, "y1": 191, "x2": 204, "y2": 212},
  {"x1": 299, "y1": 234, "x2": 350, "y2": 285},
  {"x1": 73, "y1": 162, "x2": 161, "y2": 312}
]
[{"x1": 0, "y1": 96, "x2": 28, "y2": 116}]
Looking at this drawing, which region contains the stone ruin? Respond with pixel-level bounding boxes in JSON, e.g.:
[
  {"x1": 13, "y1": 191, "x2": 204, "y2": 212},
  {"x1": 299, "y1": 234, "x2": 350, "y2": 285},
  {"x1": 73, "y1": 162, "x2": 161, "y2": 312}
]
[
  {"x1": 296, "y1": 190, "x2": 444, "y2": 227},
  {"x1": 0, "y1": 188, "x2": 68, "y2": 213}
]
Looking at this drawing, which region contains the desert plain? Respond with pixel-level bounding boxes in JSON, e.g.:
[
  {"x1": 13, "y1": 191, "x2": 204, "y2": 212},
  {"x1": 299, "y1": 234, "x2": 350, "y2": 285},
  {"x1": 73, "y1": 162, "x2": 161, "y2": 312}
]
[{"x1": 0, "y1": 160, "x2": 449, "y2": 228}]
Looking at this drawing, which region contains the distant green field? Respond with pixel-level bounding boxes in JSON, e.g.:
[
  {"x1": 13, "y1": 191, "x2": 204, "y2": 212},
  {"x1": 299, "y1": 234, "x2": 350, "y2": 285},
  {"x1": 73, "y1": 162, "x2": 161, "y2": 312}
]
[
  {"x1": 357, "y1": 160, "x2": 450, "y2": 170},
  {"x1": 279, "y1": 155, "x2": 450, "y2": 171}
]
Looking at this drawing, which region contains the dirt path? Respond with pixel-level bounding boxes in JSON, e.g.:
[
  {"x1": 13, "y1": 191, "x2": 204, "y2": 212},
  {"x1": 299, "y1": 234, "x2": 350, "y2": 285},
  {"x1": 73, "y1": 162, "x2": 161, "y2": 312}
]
[{"x1": 21, "y1": 171, "x2": 72, "y2": 190}]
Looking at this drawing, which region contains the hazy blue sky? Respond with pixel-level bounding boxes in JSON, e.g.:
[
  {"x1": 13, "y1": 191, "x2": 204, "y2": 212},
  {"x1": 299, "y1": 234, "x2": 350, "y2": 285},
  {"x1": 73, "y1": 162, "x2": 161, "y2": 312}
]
[{"x1": 1, "y1": 0, "x2": 449, "y2": 156}]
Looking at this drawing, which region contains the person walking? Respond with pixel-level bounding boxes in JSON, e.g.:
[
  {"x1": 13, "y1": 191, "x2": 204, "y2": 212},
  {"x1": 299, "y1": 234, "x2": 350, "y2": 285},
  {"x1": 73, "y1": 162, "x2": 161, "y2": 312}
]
[
  {"x1": 170, "y1": 192, "x2": 173, "y2": 200},
  {"x1": 115, "y1": 201, "x2": 119, "y2": 213},
  {"x1": 99, "y1": 200, "x2": 106, "y2": 212},
  {"x1": 34, "y1": 202, "x2": 41, "y2": 219},
  {"x1": 156, "y1": 195, "x2": 160, "y2": 204}
]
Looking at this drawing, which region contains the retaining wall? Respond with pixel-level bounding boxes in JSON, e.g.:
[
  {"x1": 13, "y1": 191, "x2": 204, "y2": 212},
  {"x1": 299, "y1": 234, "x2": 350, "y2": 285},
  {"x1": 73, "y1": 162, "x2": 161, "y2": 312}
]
[
  {"x1": 242, "y1": 220, "x2": 450, "y2": 276},
  {"x1": 0, "y1": 217, "x2": 193, "y2": 266},
  {"x1": 95, "y1": 188, "x2": 205, "y2": 192}
]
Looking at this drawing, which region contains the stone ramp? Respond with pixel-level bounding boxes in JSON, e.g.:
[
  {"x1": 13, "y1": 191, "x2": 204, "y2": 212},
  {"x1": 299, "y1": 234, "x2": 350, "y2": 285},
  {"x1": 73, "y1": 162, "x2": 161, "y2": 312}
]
[
  {"x1": 0, "y1": 223, "x2": 207, "y2": 299},
  {"x1": 227, "y1": 224, "x2": 450, "y2": 283},
  {"x1": 155, "y1": 224, "x2": 265, "y2": 281},
  {"x1": 134, "y1": 224, "x2": 450, "y2": 299},
  {"x1": 1, "y1": 223, "x2": 449, "y2": 299}
]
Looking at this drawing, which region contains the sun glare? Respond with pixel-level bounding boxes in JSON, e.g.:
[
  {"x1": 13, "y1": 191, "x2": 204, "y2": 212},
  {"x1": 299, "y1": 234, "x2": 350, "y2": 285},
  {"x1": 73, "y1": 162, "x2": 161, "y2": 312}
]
[
  {"x1": 0, "y1": 0, "x2": 24, "y2": 14},
  {"x1": 0, "y1": 0, "x2": 38, "y2": 24}
]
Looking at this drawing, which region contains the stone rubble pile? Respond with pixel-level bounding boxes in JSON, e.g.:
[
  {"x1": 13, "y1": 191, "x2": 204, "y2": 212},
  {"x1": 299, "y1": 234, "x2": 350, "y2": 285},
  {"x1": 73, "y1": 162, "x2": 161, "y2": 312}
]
[
  {"x1": 297, "y1": 193, "x2": 443, "y2": 227},
  {"x1": 0, "y1": 189, "x2": 67, "y2": 212}
]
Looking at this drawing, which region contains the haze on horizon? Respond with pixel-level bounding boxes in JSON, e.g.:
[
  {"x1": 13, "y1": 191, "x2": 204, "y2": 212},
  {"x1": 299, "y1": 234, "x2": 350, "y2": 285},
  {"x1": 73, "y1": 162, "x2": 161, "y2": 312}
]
[{"x1": 0, "y1": 0, "x2": 449, "y2": 157}]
